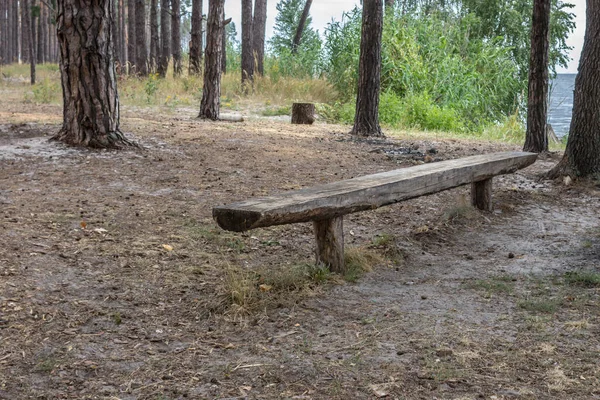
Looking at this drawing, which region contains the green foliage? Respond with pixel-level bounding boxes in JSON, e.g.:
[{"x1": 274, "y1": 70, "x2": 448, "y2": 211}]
[
  {"x1": 324, "y1": 9, "x2": 521, "y2": 131},
  {"x1": 144, "y1": 74, "x2": 160, "y2": 103},
  {"x1": 268, "y1": 0, "x2": 323, "y2": 78},
  {"x1": 32, "y1": 78, "x2": 60, "y2": 104}
]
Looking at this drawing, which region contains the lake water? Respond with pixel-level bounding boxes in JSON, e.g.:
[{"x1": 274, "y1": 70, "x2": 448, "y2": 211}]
[{"x1": 548, "y1": 73, "x2": 576, "y2": 138}]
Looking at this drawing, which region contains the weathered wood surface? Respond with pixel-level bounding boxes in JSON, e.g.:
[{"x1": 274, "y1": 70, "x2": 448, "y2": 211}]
[
  {"x1": 314, "y1": 217, "x2": 345, "y2": 272},
  {"x1": 291, "y1": 103, "x2": 315, "y2": 125},
  {"x1": 471, "y1": 178, "x2": 493, "y2": 211},
  {"x1": 213, "y1": 151, "x2": 537, "y2": 232}
]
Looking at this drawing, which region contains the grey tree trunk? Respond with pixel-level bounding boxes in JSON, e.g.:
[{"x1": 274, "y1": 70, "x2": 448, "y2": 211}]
[
  {"x1": 172, "y1": 0, "x2": 182, "y2": 76},
  {"x1": 150, "y1": 0, "x2": 159, "y2": 72},
  {"x1": 119, "y1": 0, "x2": 126, "y2": 64},
  {"x1": 199, "y1": 0, "x2": 225, "y2": 120},
  {"x1": 548, "y1": 0, "x2": 600, "y2": 178},
  {"x1": 23, "y1": 0, "x2": 35, "y2": 83},
  {"x1": 524, "y1": 0, "x2": 550, "y2": 153},
  {"x1": 351, "y1": 0, "x2": 384, "y2": 137},
  {"x1": 36, "y1": 2, "x2": 43, "y2": 63},
  {"x1": 189, "y1": 0, "x2": 203, "y2": 75},
  {"x1": 127, "y1": 0, "x2": 136, "y2": 73},
  {"x1": 135, "y1": 0, "x2": 148, "y2": 75},
  {"x1": 112, "y1": 0, "x2": 121, "y2": 67},
  {"x1": 291, "y1": 0, "x2": 311, "y2": 54},
  {"x1": 21, "y1": 0, "x2": 29, "y2": 63},
  {"x1": 241, "y1": 0, "x2": 253, "y2": 89},
  {"x1": 52, "y1": 0, "x2": 133, "y2": 149},
  {"x1": 8, "y1": 0, "x2": 15, "y2": 62},
  {"x1": 252, "y1": 0, "x2": 266, "y2": 75},
  {"x1": 158, "y1": 0, "x2": 171, "y2": 77},
  {"x1": 222, "y1": 17, "x2": 229, "y2": 73},
  {"x1": 0, "y1": 0, "x2": 6, "y2": 64}
]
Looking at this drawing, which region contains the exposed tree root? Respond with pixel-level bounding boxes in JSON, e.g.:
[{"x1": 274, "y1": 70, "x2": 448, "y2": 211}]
[{"x1": 51, "y1": 129, "x2": 139, "y2": 150}]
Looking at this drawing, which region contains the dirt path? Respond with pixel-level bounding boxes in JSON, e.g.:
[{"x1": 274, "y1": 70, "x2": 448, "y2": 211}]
[{"x1": 1, "y1": 98, "x2": 600, "y2": 399}]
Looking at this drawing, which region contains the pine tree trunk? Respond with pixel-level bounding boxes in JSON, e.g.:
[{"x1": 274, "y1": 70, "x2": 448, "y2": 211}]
[
  {"x1": 135, "y1": 0, "x2": 148, "y2": 75},
  {"x1": 36, "y1": 2, "x2": 43, "y2": 63},
  {"x1": 252, "y1": 0, "x2": 266, "y2": 75},
  {"x1": 22, "y1": 0, "x2": 29, "y2": 63},
  {"x1": 221, "y1": 17, "x2": 228, "y2": 73},
  {"x1": 119, "y1": 0, "x2": 126, "y2": 65},
  {"x1": 112, "y1": 0, "x2": 121, "y2": 67},
  {"x1": 189, "y1": 0, "x2": 203, "y2": 75},
  {"x1": 241, "y1": 0, "x2": 253, "y2": 89},
  {"x1": 43, "y1": 2, "x2": 50, "y2": 63},
  {"x1": 291, "y1": 0, "x2": 311, "y2": 53},
  {"x1": 351, "y1": 0, "x2": 384, "y2": 137},
  {"x1": 524, "y1": 0, "x2": 550, "y2": 153},
  {"x1": 548, "y1": 0, "x2": 600, "y2": 178},
  {"x1": 158, "y1": 0, "x2": 170, "y2": 77},
  {"x1": 171, "y1": 0, "x2": 181, "y2": 76},
  {"x1": 23, "y1": 0, "x2": 35, "y2": 83},
  {"x1": 8, "y1": 0, "x2": 14, "y2": 62},
  {"x1": 199, "y1": 0, "x2": 224, "y2": 120},
  {"x1": 52, "y1": 0, "x2": 133, "y2": 149},
  {"x1": 149, "y1": 0, "x2": 158, "y2": 72},
  {"x1": 0, "y1": 0, "x2": 6, "y2": 64},
  {"x1": 127, "y1": 0, "x2": 136, "y2": 73}
]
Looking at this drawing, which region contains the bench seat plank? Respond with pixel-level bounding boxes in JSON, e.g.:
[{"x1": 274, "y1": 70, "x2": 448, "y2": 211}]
[{"x1": 213, "y1": 151, "x2": 537, "y2": 232}]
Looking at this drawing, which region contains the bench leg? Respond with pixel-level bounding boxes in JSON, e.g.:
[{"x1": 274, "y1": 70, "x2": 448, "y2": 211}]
[
  {"x1": 313, "y1": 216, "x2": 345, "y2": 273},
  {"x1": 471, "y1": 178, "x2": 493, "y2": 211}
]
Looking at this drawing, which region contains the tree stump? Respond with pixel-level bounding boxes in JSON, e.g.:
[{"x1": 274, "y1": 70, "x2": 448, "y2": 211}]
[{"x1": 291, "y1": 103, "x2": 315, "y2": 125}]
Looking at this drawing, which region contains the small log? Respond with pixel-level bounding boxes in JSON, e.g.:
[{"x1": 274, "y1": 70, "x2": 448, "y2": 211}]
[
  {"x1": 313, "y1": 216, "x2": 345, "y2": 273},
  {"x1": 291, "y1": 103, "x2": 315, "y2": 125},
  {"x1": 471, "y1": 178, "x2": 493, "y2": 211}
]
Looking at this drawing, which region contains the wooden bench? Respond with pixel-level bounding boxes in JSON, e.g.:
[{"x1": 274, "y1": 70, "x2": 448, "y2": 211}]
[{"x1": 213, "y1": 151, "x2": 537, "y2": 273}]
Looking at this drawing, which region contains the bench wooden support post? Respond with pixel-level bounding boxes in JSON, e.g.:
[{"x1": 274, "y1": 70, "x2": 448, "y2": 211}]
[
  {"x1": 313, "y1": 216, "x2": 345, "y2": 273},
  {"x1": 471, "y1": 178, "x2": 493, "y2": 211}
]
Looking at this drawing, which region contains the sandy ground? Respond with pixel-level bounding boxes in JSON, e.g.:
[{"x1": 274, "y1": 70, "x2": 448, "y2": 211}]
[{"x1": 1, "y1": 86, "x2": 600, "y2": 399}]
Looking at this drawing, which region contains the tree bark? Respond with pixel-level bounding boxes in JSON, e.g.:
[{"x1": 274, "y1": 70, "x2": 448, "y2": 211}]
[
  {"x1": 149, "y1": 0, "x2": 158, "y2": 72},
  {"x1": 52, "y1": 0, "x2": 133, "y2": 149},
  {"x1": 199, "y1": 0, "x2": 224, "y2": 120},
  {"x1": 548, "y1": 0, "x2": 600, "y2": 178},
  {"x1": 241, "y1": 0, "x2": 253, "y2": 89},
  {"x1": 135, "y1": 0, "x2": 148, "y2": 75},
  {"x1": 119, "y1": 0, "x2": 126, "y2": 64},
  {"x1": 291, "y1": 0, "x2": 311, "y2": 54},
  {"x1": 171, "y1": 0, "x2": 181, "y2": 76},
  {"x1": 37, "y1": 1, "x2": 43, "y2": 63},
  {"x1": 112, "y1": 0, "x2": 121, "y2": 67},
  {"x1": 0, "y1": 0, "x2": 6, "y2": 64},
  {"x1": 189, "y1": 0, "x2": 203, "y2": 75},
  {"x1": 43, "y1": 1, "x2": 50, "y2": 64},
  {"x1": 127, "y1": 0, "x2": 136, "y2": 73},
  {"x1": 351, "y1": 0, "x2": 384, "y2": 137},
  {"x1": 158, "y1": 0, "x2": 170, "y2": 77},
  {"x1": 21, "y1": 0, "x2": 29, "y2": 63},
  {"x1": 252, "y1": 0, "x2": 266, "y2": 75},
  {"x1": 8, "y1": 0, "x2": 15, "y2": 62},
  {"x1": 524, "y1": 0, "x2": 550, "y2": 153},
  {"x1": 221, "y1": 17, "x2": 228, "y2": 73},
  {"x1": 23, "y1": 0, "x2": 35, "y2": 83}
]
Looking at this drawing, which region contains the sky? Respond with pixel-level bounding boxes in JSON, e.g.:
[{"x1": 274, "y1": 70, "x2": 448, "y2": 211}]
[{"x1": 224, "y1": 0, "x2": 586, "y2": 73}]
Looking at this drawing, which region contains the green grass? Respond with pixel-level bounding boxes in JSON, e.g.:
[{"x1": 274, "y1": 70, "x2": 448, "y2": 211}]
[
  {"x1": 467, "y1": 275, "x2": 515, "y2": 296},
  {"x1": 518, "y1": 298, "x2": 561, "y2": 314},
  {"x1": 564, "y1": 271, "x2": 600, "y2": 287}
]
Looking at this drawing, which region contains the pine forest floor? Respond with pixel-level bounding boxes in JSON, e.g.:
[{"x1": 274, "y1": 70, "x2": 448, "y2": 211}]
[{"x1": 1, "y1": 82, "x2": 600, "y2": 400}]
